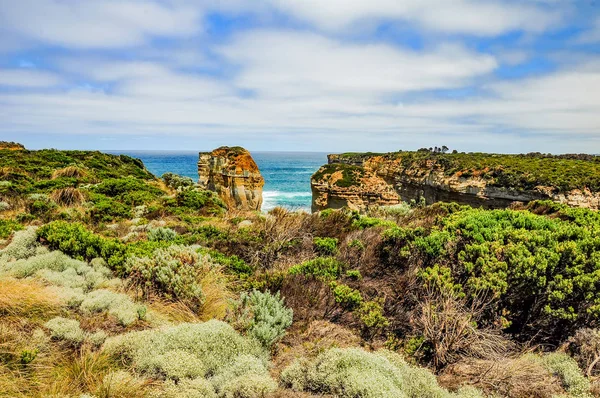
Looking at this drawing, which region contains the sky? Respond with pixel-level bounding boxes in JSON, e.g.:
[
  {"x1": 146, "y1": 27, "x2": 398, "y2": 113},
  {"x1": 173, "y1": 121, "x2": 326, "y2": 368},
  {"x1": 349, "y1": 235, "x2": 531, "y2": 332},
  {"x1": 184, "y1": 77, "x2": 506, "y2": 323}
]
[{"x1": 0, "y1": 0, "x2": 599, "y2": 153}]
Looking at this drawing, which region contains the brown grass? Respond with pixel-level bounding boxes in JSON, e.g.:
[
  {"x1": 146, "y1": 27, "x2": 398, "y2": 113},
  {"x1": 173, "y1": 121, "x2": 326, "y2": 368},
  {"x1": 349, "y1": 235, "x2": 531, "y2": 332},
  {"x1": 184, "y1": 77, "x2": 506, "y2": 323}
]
[
  {"x1": 50, "y1": 187, "x2": 87, "y2": 206},
  {"x1": 51, "y1": 165, "x2": 87, "y2": 179},
  {"x1": 415, "y1": 287, "x2": 512, "y2": 369},
  {"x1": 0, "y1": 278, "x2": 63, "y2": 318},
  {"x1": 439, "y1": 355, "x2": 564, "y2": 398}
]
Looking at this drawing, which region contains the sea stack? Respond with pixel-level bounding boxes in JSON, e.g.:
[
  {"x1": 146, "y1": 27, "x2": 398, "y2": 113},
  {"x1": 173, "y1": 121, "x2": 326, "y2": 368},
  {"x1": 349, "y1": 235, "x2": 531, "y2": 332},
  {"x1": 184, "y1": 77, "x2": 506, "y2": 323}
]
[{"x1": 198, "y1": 146, "x2": 264, "y2": 211}]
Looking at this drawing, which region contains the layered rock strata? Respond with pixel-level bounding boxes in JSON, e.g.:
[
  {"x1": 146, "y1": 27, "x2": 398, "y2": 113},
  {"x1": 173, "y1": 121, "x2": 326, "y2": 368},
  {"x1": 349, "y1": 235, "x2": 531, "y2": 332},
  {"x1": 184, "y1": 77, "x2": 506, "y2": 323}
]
[
  {"x1": 198, "y1": 147, "x2": 264, "y2": 211},
  {"x1": 311, "y1": 152, "x2": 600, "y2": 212}
]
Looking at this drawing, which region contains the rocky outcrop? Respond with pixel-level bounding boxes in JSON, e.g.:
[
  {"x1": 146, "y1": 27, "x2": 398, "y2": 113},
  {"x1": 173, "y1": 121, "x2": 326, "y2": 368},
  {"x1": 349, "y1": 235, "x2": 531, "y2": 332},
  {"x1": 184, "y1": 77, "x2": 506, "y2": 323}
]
[
  {"x1": 198, "y1": 146, "x2": 264, "y2": 211},
  {"x1": 0, "y1": 142, "x2": 25, "y2": 150},
  {"x1": 312, "y1": 152, "x2": 600, "y2": 212}
]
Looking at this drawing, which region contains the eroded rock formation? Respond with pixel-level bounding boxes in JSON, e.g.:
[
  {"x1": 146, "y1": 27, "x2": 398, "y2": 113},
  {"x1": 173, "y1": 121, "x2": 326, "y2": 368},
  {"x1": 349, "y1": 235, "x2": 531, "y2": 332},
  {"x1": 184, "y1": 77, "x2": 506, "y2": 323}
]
[
  {"x1": 198, "y1": 146, "x2": 264, "y2": 211},
  {"x1": 311, "y1": 152, "x2": 600, "y2": 212}
]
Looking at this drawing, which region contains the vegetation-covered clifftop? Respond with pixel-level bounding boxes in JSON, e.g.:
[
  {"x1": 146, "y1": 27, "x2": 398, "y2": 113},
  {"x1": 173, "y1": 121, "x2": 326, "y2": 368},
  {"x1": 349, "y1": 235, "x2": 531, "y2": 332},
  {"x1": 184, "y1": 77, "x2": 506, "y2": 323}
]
[
  {"x1": 1, "y1": 146, "x2": 599, "y2": 397},
  {"x1": 312, "y1": 150, "x2": 600, "y2": 212}
]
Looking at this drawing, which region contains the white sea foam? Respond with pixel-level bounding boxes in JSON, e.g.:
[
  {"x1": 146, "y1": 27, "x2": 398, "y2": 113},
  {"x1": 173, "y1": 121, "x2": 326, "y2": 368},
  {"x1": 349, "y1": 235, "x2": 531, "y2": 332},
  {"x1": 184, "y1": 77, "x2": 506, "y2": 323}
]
[{"x1": 262, "y1": 191, "x2": 312, "y2": 211}]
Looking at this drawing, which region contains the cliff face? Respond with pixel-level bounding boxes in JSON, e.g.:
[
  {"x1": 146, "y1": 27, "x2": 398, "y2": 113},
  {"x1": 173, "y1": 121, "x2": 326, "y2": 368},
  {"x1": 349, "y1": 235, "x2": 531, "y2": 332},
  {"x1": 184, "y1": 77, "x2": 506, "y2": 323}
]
[
  {"x1": 198, "y1": 146, "x2": 264, "y2": 211},
  {"x1": 311, "y1": 152, "x2": 600, "y2": 212}
]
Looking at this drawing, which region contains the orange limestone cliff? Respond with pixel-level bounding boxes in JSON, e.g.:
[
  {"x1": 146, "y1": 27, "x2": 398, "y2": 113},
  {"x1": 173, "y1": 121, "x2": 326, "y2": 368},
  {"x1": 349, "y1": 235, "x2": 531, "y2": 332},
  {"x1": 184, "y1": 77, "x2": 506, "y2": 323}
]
[
  {"x1": 312, "y1": 151, "x2": 600, "y2": 212},
  {"x1": 198, "y1": 146, "x2": 264, "y2": 211}
]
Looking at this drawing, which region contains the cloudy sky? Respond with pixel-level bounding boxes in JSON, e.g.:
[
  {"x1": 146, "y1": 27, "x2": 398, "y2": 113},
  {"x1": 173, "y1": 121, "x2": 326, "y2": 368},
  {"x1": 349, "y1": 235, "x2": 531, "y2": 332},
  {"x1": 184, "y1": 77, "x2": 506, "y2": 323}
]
[{"x1": 0, "y1": 0, "x2": 599, "y2": 152}]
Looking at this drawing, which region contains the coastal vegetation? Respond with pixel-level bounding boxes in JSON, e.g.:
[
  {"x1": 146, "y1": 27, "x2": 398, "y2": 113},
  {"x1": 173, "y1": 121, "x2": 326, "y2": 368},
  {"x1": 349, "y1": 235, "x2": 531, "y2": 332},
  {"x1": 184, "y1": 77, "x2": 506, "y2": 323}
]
[
  {"x1": 332, "y1": 150, "x2": 600, "y2": 192},
  {"x1": 1, "y1": 146, "x2": 599, "y2": 397}
]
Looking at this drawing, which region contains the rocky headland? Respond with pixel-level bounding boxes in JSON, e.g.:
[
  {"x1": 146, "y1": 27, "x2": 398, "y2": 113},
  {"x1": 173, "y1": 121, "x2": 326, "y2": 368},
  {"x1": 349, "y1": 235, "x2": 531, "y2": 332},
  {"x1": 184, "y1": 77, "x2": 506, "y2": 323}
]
[
  {"x1": 198, "y1": 146, "x2": 264, "y2": 211},
  {"x1": 312, "y1": 151, "x2": 600, "y2": 212}
]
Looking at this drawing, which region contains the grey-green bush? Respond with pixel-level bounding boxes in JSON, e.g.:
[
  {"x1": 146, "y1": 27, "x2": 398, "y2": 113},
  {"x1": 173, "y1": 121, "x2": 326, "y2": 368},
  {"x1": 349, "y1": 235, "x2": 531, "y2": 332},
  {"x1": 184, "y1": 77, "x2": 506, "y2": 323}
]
[
  {"x1": 230, "y1": 290, "x2": 293, "y2": 349},
  {"x1": 147, "y1": 227, "x2": 177, "y2": 242},
  {"x1": 102, "y1": 320, "x2": 276, "y2": 396},
  {"x1": 45, "y1": 317, "x2": 85, "y2": 345},
  {"x1": 281, "y1": 347, "x2": 484, "y2": 398},
  {"x1": 125, "y1": 245, "x2": 208, "y2": 308}
]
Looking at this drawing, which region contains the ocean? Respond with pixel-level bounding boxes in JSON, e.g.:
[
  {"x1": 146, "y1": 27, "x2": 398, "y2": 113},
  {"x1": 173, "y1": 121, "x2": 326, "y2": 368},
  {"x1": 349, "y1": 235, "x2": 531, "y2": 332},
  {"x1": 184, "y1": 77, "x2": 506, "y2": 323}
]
[{"x1": 107, "y1": 151, "x2": 327, "y2": 211}]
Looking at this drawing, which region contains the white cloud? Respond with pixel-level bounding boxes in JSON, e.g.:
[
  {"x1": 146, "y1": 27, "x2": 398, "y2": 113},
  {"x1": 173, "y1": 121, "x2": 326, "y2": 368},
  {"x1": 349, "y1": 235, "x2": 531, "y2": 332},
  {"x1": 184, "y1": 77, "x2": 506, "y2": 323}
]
[
  {"x1": 0, "y1": 0, "x2": 202, "y2": 48},
  {"x1": 575, "y1": 16, "x2": 600, "y2": 44},
  {"x1": 261, "y1": 0, "x2": 562, "y2": 36},
  {"x1": 219, "y1": 30, "x2": 497, "y2": 98},
  {"x1": 0, "y1": 69, "x2": 63, "y2": 87}
]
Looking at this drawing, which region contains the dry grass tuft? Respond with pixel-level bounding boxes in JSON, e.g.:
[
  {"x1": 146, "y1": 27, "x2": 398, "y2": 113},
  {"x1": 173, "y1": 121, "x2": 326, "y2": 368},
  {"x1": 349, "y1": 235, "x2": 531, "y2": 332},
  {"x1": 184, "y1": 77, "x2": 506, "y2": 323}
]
[
  {"x1": 149, "y1": 299, "x2": 202, "y2": 324},
  {"x1": 51, "y1": 165, "x2": 87, "y2": 179},
  {"x1": 0, "y1": 278, "x2": 63, "y2": 318},
  {"x1": 50, "y1": 187, "x2": 87, "y2": 206},
  {"x1": 439, "y1": 355, "x2": 565, "y2": 398},
  {"x1": 415, "y1": 287, "x2": 512, "y2": 369}
]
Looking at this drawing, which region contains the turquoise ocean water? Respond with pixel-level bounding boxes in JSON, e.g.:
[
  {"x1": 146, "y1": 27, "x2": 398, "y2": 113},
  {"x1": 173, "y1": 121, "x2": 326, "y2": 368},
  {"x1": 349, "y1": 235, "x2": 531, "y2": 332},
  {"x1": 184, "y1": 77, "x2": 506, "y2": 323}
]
[{"x1": 107, "y1": 151, "x2": 327, "y2": 211}]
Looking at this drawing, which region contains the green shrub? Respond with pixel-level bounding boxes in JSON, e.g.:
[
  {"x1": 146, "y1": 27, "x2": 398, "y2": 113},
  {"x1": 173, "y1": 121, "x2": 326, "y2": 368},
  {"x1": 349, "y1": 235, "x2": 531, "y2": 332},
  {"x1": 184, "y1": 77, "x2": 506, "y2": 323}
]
[
  {"x1": 313, "y1": 237, "x2": 339, "y2": 256},
  {"x1": 45, "y1": 317, "x2": 85, "y2": 345},
  {"x1": 352, "y1": 216, "x2": 396, "y2": 230},
  {"x1": 89, "y1": 194, "x2": 132, "y2": 222},
  {"x1": 288, "y1": 257, "x2": 345, "y2": 281},
  {"x1": 346, "y1": 270, "x2": 362, "y2": 280},
  {"x1": 147, "y1": 227, "x2": 178, "y2": 242},
  {"x1": 330, "y1": 282, "x2": 363, "y2": 310},
  {"x1": 176, "y1": 189, "x2": 226, "y2": 214},
  {"x1": 125, "y1": 245, "x2": 209, "y2": 308},
  {"x1": 38, "y1": 221, "x2": 129, "y2": 274},
  {"x1": 0, "y1": 219, "x2": 23, "y2": 239},
  {"x1": 19, "y1": 349, "x2": 38, "y2": 365},
  {"x1": 358, "y1": 298, "x2": 389, "y2": 334},
  {"x1": 229, "y1": 290, "x2": 293, "y2": 349},
  {"x1": 382, "y1": 204, "x2": 600, "y2": 339}
]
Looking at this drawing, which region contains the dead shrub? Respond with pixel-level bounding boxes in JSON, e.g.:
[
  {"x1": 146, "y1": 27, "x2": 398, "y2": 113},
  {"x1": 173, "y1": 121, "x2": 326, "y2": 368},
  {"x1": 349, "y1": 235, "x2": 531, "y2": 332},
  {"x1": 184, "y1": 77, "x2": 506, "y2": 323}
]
[
  {"x1": 415, "y1": 287, "x2": 512, "y2": 369},
  {"x1": 51, "y1": 166, "x2": 87, "y2": 179},
  {"x1": 569, "y1": 328, "x2": 600, "y2": 377},
  {"x1": 50, "y1": 187, "x2": 87, "y2": 207},
  {"x1": 440, "y1": 356, "x2": 564, "y2": 398},
  {"x1": 248, "y1": 207, "x2": 310, "y2": 269}
]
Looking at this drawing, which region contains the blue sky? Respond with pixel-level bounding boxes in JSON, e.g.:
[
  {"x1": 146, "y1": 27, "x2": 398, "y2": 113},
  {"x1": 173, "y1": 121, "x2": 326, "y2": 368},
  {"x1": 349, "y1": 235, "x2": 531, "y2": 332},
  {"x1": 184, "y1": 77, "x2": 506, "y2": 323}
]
[{"x1": 0, "y1": 0, "x2": 599, "y2": 153}]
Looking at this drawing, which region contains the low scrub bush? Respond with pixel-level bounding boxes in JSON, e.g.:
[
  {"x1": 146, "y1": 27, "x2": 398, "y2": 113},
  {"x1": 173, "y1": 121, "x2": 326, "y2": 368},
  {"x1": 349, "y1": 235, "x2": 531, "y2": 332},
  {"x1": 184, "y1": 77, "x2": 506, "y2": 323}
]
[
  {"x1": 229, "y1": 290, "x2": 293, "y2": 349},
  {"x1": 102, "y1": 320, "x2": 276, "y2": 395},
  {"x1": 539, "y1": 352, "x2": 591, "y2": 397},
  {"x1": 162, "y1": 172, "x2": 195, "y2": 191},
  {"x1": 313, "y1": 237, "x2": 339, "y2": 256},
  {"x1": 0, "y1": 219, "x2": 22, "y2": 239},
  {"x1": 176, "y1": 189, "x2": 226, "y2": 214},
  {"x1": 0, "y1": 227, "x2": 41, "y2": 260},
  {"x1": 45, "y1": 317, "x2": 85, "y2": 345},
  {"x1": 288, "y1": 257, "x2": 345, "y2": 281},
  {"x1": 125, "y1": 245, "x2": 210, "y2": 309},
  {"x1": 147, "y1": 227, "x2": 177, "y2": 242},
  {"x1": 330, "y1": 282, "x2": 363, "y2": 310},
  {"x1": 79, "y1": 289, "x2": 146, "y2": 326},
  {"x1": 281, "y1": 347, "x2": 484, "y2": 398}
]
